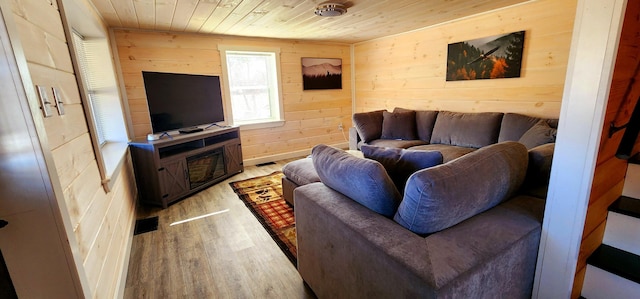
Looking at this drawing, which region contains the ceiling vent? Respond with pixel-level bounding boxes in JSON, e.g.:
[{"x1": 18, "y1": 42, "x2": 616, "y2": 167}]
[{"x1": 314, "y1": 2, "x2": 347, "y2": 17}]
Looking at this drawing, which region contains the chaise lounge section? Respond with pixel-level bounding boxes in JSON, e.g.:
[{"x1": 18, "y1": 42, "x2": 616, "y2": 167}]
[{"x1": 295, "y1": 142, "x2": 546, "y2": 297}]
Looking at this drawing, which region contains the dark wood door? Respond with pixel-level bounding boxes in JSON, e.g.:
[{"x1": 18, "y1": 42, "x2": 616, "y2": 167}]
[
  {"x1": 225, "y1": 142, "x2": 244, "y2": 174},
  {"x1": 158, "y1": 159, "x2": 189, "y2": 206}
]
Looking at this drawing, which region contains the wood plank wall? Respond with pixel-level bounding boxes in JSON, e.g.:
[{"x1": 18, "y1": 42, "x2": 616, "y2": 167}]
[
  {"x1": 353, "y1": 0, "x2": 577, "y2": 119},
  {"x1": 113, "y1": 30, "x2": 352, "y2": 162},
  {"x1": 572, "y1": 1, "x2": 640, "y2": 297},
  {"x1": 9, "y1": 0, "x2": 137, "y2": 297}
]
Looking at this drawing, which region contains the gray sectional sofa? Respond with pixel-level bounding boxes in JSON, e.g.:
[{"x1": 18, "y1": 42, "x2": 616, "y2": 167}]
[{"x1": 284, "y1": 109, "x2": 558, "y2": 298}]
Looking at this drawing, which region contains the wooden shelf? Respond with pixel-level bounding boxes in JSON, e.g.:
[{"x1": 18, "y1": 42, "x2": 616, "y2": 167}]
[{"x1": 129, "y1": 126, "x2": 243, "y2": 208}]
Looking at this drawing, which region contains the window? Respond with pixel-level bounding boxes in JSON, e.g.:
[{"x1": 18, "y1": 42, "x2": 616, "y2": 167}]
[
  {"x1": 71, "y1": 31, "x2": 129, "y2": 191},
  {"x1": 219, "y1": 47, "x2": 284, "y2": 128}
]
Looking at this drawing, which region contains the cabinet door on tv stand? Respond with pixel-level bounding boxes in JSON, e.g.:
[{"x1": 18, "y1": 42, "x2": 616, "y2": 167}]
[
  {"x1": 158, "y1": 159, "x2": 189, "y2": 207},
  {"x1": 224, "y1": 142, "x2": 243, "y2": 174}
]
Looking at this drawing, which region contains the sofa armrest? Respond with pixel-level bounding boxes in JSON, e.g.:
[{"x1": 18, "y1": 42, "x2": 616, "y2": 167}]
[
  {"x1": 349, "y1": 126, "x2": 361, "y2": 150},
  {"x1": 295, "y1": 182, "x2": 543, "y2": 298}
]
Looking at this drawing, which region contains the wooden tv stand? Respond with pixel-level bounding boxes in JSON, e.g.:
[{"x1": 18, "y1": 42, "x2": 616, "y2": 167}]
[{"x1": 129, "y1": 126, "x2": 243, "y2": 208}]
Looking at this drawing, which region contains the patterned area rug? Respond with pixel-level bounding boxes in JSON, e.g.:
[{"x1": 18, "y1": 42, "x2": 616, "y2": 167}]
[{"x1": 229, "y1": 171, "x2": 297, "y2": 265}]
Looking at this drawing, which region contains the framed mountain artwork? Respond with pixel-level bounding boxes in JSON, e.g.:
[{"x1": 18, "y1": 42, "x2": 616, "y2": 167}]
[
  {"x1": 302, "y1": 57, "x2": 342, "y2": 90},
  {"x1": 446, "y1": 31, "x2": 525, "y2": 81}
]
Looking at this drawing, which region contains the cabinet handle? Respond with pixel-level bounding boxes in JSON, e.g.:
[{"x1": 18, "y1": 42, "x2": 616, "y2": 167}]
[
  {"x1": 158, "y1": 167, "x2": 165, "y2": 171},
  {"x1": 162, "y1": 194, "x2": 168, "y2": 198},
  {"x1": 0, "y1": 219, "x2": 8, "y2": 229}
]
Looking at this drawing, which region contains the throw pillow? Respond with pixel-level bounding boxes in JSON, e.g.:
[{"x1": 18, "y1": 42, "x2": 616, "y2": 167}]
[
  {"x1": 394, "y1": 107, "x2": 438, "y2": 142},
  {"x1": 518, "y1": 120, "x2": 557, "y2": 149},
  {"x1": 353, "y1": 110, "x2": 385, "y2": 143},
  {"x1": 394, "y1": 141, "x2": 528, "y2": 235},
  {"x1": 311, "y1": 144, "x2": 402, "y2": 217},
  {"x1": 360, "y1": 145, "x2": 443, "y2": 192},
  {"x1": 380, "y1": 110, "x2": 417, "y2": 140}
]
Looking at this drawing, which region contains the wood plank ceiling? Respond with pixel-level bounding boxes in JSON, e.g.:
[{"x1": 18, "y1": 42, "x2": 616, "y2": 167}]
[{"x1": 89, "y1": 0, "x2": 530, "y2": 43}]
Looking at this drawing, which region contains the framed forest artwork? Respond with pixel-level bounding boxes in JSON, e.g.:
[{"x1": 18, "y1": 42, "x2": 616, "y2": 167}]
[
  {"x1": 302, "y1": 57, "x2": 342, "y2": 90},
  {"x1": 446, "y1": 31, "x2": 525, "y2": 81}
]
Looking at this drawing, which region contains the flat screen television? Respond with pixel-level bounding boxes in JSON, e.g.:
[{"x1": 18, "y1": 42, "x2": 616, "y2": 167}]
[{"x1": 142, "y1": 71, "x2": 225, "y2": 133}]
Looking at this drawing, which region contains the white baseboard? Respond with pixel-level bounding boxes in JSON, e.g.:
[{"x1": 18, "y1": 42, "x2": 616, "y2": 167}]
[{"x1": 243, "y1": 142, "x2": 349, "y2": 166}]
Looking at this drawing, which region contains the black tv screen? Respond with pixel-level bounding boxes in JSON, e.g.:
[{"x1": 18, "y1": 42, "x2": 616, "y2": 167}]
[{"x1": 142, "y1": 71, "x2": 225, "y2": 133}]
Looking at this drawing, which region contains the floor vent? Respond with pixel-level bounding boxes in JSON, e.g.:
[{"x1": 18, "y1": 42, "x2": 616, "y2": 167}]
[
  {"x1": 134, "y1": 216, "x2": 159, "y2": 235},
  {"x1": 256, "y1": 162, "x2": 276, "y2": 167}
]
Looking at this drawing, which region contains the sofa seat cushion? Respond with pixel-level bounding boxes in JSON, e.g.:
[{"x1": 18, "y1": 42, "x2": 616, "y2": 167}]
[
  {"x1": 430, "y1": 111, "x2": 504, "y2": 148},
  {"x1": 394, "y1": 141, "x2": 528, "y2": 235},
  {"x1": 361, "y1": 145, "x2": 443, "y2": 192},
  {"x1": 366, "y1": 139, "x2": 428, "y2": 149},
  {"x1": 408, "y1": 144, "x2": 476, "y2": 162},
  {"x1": 282, "y1": 157, "x2": 320, "y2": 186},
  {"x1": 312, "y1": 144, "x2": 402, "y2": 217}
]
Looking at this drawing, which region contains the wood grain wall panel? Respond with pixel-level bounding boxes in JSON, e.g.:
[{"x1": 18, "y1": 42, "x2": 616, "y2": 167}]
[
  {"x1": 10, "y1": 0, "x2": 137, "y2": 296},
  {"x1": 27, "y1": 63, "x2": 82, "y2": 104},
  {"x1": 40, "y1": 104, "x2": 89, "y2": 150},
  {"x1": 353, "y1": 0, "x2": 576, "y2": 118},
  {"x1": 114, "y1": 29, "x2": 352, "y2": 160},
  {"x1": 51, "y1": 134, "x2": 96, "y2": 189},
  {"x1": 572, "y1": 1, "x2": 640, "y2": 296},
  {"x1": 92, "y1": 166, "x2": 135, "y2": 297},
  {"x1": 10, "y1": 0, "x2": 65, "y2": 40},
  {"x1": 62, "y1": 162, "x2": 103, "y2": 230}
]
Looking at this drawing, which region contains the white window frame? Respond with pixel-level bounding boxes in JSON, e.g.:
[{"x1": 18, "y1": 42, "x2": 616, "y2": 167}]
[
  {"x1": 62, "y1": 3, "x2": 129, "y2": 192},
  {"x1": 218, "y1": 45, "x2": 285, "y2": 130}
]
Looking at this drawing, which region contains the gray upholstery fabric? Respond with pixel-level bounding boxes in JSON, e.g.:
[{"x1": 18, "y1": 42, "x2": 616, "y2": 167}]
[
  {"x1": 498, "y1": 113, "x2": 560, "y2": 142},
  {"x1": 281, "y1": 177, "x2": 297, "y2": 206},
  {"x1": 522, "y1": 143, "x2": 555, "y2": 198},
  {"x1": 430, "y1": 111, "x2": 503, "y2": 148},
  {"x1": 353, "y1": 110, "x2": 385, "y2": 143},
  {"x1": 394, "y1": 107, "x2": 439, "y2": 142},
  {"x1": 281, "y1": 157, "x2": 319, "y2": 186},
  {"x1": 381, "y1": 110, "x2": 417, "y2": 140},
  {"x1": 498, "y1": 113, "x2": 543, "y2": 142},
  {"x1": 295, "y1": 183, "x2": 544, "y2": 298},
  {"x1": 361, "y1": 145, "x2": 443, "y2": 193},
  {"x1": 367, "y1": 138, "x2": 427, "y2": 149},
  {"x1": 349, "y1": 126, "x2": 360, "y2": 150},
  {"x1": 394, "y1": 142, "x2": 528, "y2": 234},
  {"x1": 408, "y1": 144, "x2": 476, "y2": 162},
  {"x1": 312, "y1": 144, "x2": 401, "y2": 217},
  {"x1": 519, "y1": 120, "x2": 557, "y2": 149}
]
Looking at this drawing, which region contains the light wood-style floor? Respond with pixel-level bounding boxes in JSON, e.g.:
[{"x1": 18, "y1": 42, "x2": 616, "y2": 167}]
[{"x1": 124, "y1": 159, "x2": 316, "y2": 298}]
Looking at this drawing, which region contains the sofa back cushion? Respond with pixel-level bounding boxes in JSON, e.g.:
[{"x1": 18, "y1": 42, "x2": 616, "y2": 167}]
[
  {"x1": 360, "y1": 145, "x2": 443, "y2": 192},
  {"x1": 353, "y1": 110, "x2": 385, "y2": 143},
  {"x1": 394, "y1": 141, "x2": 528, "y2": 235},
  {"x1": 518, "y1": 120, "x2": 557, "y2": 149},
  {"x1": 394, "y1": 107, "x2": 438, "y2": 142},
  {"x1": 498, "y1": 113, "x2": 559, "y2": 142},
  {"x1": 312, "y1": 144, "x2": 402, "y2": 217},
  {"x1": 430, "y1": 111, "x2": 503, "y2": 148}
]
